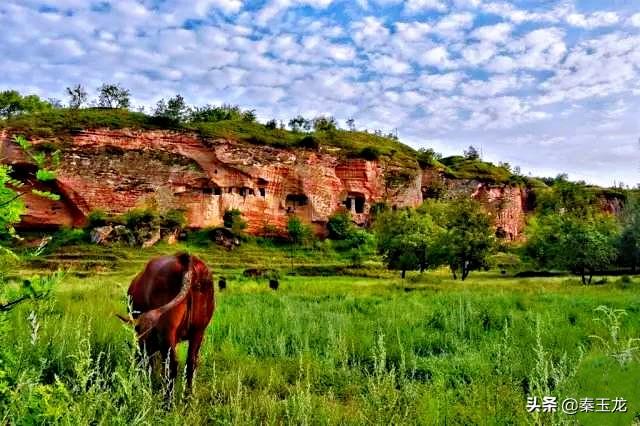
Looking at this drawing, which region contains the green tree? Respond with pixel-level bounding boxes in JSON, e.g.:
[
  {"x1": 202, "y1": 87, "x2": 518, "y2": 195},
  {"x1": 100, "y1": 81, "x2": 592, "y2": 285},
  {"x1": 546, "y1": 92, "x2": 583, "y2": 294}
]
[
  {"x1": 434, "y1": 197, "x2": 495, "y2": 280},
  {"x1": 288, "y1": 115, "x2": 310, "y2": 132},
  {"x1": 375, "y1": 209, "x2": 441, "y2": 278},
  {"x1": 0, "y1": 90, "x2": 52, "y2": 119},
  {"x1": 223, "y1": 209, "x2": 247, "y2": 236},
  {"x1": 416, "y1": 148, "x2": 442, "y2": 168},
  {"x1": 312, "y1": 116, "x2": 337, "y2": 132},
  {"x1": 463, "y1": 145, "x2": 480, "y2": 160},
  {"x1": 618, "y1": 195, "x2": 640, "y2": 273},
  {"x1": 189, "y1": 104, "x2": 252, "y2": 123},
  {"x1": 525, "y1": 213, "x2": 619, "y2": 284},
  {"x1": 97, "y1": 83, "x2": 130, "y2": 109},
  {"x1": 535, "y1": 178, "x2": 596, "y2": 217},
  {"x1": 66, "y1": 84, "x2": 87, "y2": 109},
  {"x1": 327, "y1": 212, "x2": 353, "y2": 240},
  {"x1": 343, "y1": 229, "x2": 375, "y2": 267},
  {"x1": 287, "y1": 215, "x2": 311, "y2": 245},
  {"x1": 154, "y1": 94, "x2": 190, "y2": 124}
]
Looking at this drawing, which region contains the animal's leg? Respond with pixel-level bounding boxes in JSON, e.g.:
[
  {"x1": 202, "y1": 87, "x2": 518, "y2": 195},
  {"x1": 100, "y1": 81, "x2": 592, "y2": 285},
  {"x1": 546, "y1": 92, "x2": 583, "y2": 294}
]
[{"x1": 186, "y1": 329, "x2": 205, "y2": 392}]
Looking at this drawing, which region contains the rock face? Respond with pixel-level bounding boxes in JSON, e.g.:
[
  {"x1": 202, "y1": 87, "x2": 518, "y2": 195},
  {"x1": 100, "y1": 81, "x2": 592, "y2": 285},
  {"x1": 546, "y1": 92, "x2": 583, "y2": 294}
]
[{"x1": 1, "y1": 128, "x2": 529, "y2": 238}]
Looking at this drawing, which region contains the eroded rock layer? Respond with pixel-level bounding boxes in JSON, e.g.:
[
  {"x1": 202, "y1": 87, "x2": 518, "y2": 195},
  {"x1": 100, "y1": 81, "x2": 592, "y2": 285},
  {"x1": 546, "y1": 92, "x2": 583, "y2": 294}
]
[{"x1": 1, "y1": 129, "x2": 531, "y2": 237}]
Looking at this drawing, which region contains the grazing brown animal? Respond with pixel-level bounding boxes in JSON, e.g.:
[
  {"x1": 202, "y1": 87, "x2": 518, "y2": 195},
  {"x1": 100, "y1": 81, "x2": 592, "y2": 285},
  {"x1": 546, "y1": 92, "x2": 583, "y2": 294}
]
[{"x1": 118, "y1": 253, "x2": 215, "y2": 392}]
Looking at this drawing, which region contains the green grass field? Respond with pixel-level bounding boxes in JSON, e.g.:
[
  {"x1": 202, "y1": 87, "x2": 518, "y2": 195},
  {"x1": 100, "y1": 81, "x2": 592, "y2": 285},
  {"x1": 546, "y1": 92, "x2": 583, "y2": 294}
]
[{"x1": 1, "y1": 243, "x2": 640, "y2": 425}]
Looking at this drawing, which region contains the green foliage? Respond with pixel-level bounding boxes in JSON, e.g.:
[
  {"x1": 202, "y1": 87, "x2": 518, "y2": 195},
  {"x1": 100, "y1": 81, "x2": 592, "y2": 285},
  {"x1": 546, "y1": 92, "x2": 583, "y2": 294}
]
[
  {"x1": 189, "y1": 104, "x2": 255, "y2": 123},
  {"x1": 66, "y1": 84, "x2": 88, "y2": 109},
  {"x1": 429, "y1": 197, "x2": 496, "y2": 280},
  {"x1": 287, "y1": 216, "x2": 312, "y2": 245},
  {"x1": 1, "y1": 135, "x2": 60, "y2": 242},
  {"x1": 160, "y1": 208, "x2": 187, "y2": 230},
  {"x1": 296, "y1": 135, "x2": 318, "y2": 149},
  {"x1": 121, "y1": 208, "x2": 159, "y2": 229},
  {"x1": 618, "y1": 195, "x2": 640, "y2": 272},
  {"x1": 359, "y1": 146, "x2": 381, "y2": 160},
  {"x1": 375, "y1": 208, "x2": 440, "y2": 278},
  {"x1": 463, "y1": 145, "x2": 480, "y2": 160},
  {"x1": 342, "y1": 229, "x2": 376, "y2": 267},
  {"x1": 525, "y1": 213, "x2": 620, "y2": 284},
  {"x1": 265, "y1": 119, "x2": 278, "y2": 130},
  {"x1": 312, "y1": 116, "x2": 337, "y2": 132},
  {"x1": 416, "y1": 148, "x2": 442, "y2": 168},
  {"x1": 153, "y1": 94, "x2": 190, "y2": 125},
  {"x1": 223, "y1": 209, "x2": 247, "y2": 236},
  {"x1": 326, "y1": 212, "x2": 354, "y2": 240},
  {"x1": 96, "y1": 83, "x2": 130, "y2": 109},
  {"x1": 0, "y1": 108, "x2": 152, "y2": 136},
  {"x1": 85, "y1": 210, "x2": 109, "y2": 228},
  {"x1": 0, "y1": 90, "x2": 52, "y2": 119},
  {"x1": 288, "y1": 115, "x2": 311, "y2": 132},
  {"x1": 440, "y1": 155, "x2": 512, "y2": 183},
  {"x1": 0, "y1": 165, "x2": 24, "y2": 239},
  {"x1": 534, "y1": 177, "x2": 597, "y2": 217},
  {"x1": 375, "y1": 198, "x2": 495, "y2": 279}
]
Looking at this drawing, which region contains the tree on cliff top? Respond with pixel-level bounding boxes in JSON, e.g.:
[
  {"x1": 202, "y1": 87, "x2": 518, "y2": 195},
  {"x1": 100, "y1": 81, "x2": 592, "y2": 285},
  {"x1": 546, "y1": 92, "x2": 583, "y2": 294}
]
[
  {"x1": 0, "y1": 90, "x2": 52, "y2": 119},
  {"x1": 66, "y1": 84, "x2": 88, "y2": 109},
  {"x1": 154, "y1": 94, "x2": 190, "y2": 125},
  {"x1": 97, "y1": 83, "x2": 130, "y2": 109}
]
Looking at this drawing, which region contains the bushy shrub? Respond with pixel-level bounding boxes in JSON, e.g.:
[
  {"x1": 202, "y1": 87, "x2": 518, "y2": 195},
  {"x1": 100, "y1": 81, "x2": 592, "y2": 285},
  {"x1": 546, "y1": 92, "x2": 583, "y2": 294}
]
[
  {"x1": 327, "y1": 212, "x2": 353, "y2": 240},
  {"x1": 121, "y1": 208, "x2": 159, "y2": 229},
  {"x1": 223, "y1": 209, "x2": 247, "y2": 236},
  {"x1": 160, "y1": 208, "x2": 186, "y2": 229},
  {"x1": 52, "y1": 228, "x2": 87, "y2": 247},
  {"x1": 287, "y1": 216, "x2": 312, "y2": 245},
  {"x1": 85, "y1": 209, "x2": 109, "y2": 228},
  {"x1": 297, "y1": 135, "x2": 318, "y2": 149},
  {"x1": 359, "y1": 146, "x2": 381, "y2": 161}
]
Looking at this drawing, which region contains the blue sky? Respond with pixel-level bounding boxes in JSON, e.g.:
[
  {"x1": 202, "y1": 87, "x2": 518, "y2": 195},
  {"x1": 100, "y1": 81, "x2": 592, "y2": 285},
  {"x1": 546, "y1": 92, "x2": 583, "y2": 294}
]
[{"x1": 1, "y1": 0, "x2": 639, "y2": 186}]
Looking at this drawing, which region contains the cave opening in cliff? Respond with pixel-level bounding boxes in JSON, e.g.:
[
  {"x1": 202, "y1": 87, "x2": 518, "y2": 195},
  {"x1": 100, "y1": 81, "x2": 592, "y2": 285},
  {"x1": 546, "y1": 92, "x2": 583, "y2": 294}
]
[
  {"x1": 343, "y1": 193, "x2": 365, "y2": 214},
  {"x1": 286, "y1": 194, "x2": 308, "y2": 210},
  {"x1": 201, "y1": 185, "x2": 222, "y2": 196},
  {"x1": 259, "y1": 188, "x2": 266, "y2": 197}
]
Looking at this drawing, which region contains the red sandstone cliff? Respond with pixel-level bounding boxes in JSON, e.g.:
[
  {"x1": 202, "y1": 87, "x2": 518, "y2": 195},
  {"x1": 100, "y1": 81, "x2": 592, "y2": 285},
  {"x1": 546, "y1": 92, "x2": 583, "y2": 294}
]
[{"x1": 1, "y1": 128, "x2": 529, "y2": 237}]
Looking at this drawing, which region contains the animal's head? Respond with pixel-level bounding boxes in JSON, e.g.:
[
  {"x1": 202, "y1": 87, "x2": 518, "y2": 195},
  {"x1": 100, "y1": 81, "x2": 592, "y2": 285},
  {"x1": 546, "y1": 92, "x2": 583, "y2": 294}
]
[{"x1": 116, "y1": 309, "x2": 161, "y2": 340}]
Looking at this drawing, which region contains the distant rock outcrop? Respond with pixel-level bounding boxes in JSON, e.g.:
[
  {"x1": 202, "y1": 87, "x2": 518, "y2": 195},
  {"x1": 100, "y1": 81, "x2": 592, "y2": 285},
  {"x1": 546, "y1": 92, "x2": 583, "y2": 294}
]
[{"x1": 0, "y1": 128, "x2": 540, "y2": 239}]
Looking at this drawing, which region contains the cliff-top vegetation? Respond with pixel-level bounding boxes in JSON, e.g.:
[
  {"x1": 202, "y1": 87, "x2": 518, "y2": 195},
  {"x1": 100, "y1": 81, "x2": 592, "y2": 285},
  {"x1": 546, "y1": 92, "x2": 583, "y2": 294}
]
[{"x1": 0, "y1": 87, "x2": 522, "y2": 184}]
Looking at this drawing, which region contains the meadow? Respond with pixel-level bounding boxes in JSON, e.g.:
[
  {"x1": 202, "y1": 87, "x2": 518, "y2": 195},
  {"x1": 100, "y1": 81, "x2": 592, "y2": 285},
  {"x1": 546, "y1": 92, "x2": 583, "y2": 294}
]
[{"x1": 1, "y1": 242, "x2": 639, "y2": 425}]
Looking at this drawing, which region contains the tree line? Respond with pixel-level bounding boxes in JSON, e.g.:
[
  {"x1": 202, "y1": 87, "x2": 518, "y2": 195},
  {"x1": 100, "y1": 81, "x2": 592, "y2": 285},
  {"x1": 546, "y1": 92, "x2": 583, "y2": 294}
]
[
  {"x1": 372, "y1": 177, "x2": 639, "y2": 282},
  {"x1": 0, "y1": 86, "x2": 400, "y2": 138}
]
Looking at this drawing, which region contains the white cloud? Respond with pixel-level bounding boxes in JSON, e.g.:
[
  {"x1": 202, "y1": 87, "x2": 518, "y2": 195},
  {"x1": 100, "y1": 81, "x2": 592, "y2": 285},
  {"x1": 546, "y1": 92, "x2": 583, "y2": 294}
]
[
  {"x1": 395, "y1": 21, "x2": 431, "y2": 42},
  {"x1": 371, "y1": 54, "x2": 412, "y2": 74},
  {"x1": 352, "y1": 16, "x2": 390, "y2": 47},
  {"x1": 433, "y1": 12, "x2": 474, "y2": 38},
  {"x1": 471, "y1": 22, "x2": 512, "y2": 43},
  {"x1": 420, "y1": 46, "x2": 456, "y2": 69},
  {"x1": 0, "y1": 0, "x2": 638, "y2": 186},
  {"x1": 418, "y1": 72, "x2": 464, "y2": 91},
  {"x1": 404, "y1": 0, "x2": 448, "y2": 14},
  {"x1": 566, "y1": 11, "x2": 619, "y2": 29}
]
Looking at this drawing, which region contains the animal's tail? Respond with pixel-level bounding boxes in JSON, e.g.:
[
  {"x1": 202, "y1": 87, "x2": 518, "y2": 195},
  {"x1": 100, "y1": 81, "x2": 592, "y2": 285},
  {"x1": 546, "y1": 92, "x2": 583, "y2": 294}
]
[{"x1": 137, "y1": 253, "x2": 193, "y2": 338}]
